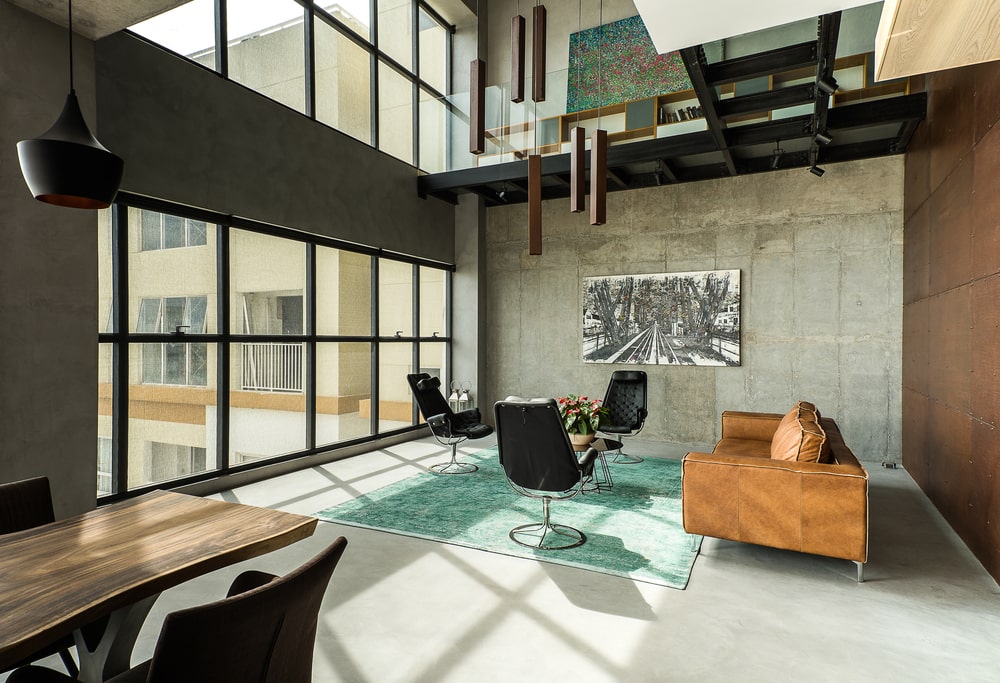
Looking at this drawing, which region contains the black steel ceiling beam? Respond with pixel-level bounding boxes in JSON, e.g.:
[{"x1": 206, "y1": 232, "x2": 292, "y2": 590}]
[
  {"x1": 417, "y1": 131, "x2": 716, "y2": 196},
  {"x1": 656, "y1": 159, "x2": 678, "y2": 183},
  {"x1": 681, "y1": 46, "x2": 737, "y2": 176},
  {"x1": 717, "y1": 83, "x2": 816, "y2": 119},
  {"x1": 726, "y1": 115, "x2": 813, "y2": 147},
  {"x1": 893, "y1": 118, "x2": 922, "y2": 152},
  {"x1": 743, "y1": 150, "x2": 811, "y2": 173},
  {"x1": 826, "y1": 92, "x2": 927, "y2": 130},
  {"x1": 706, "y1": 41, "x2": 819, "y2": 85},
  {"x1": 416, "y1": 96, "x2": 927, "y2": 204},
  {"x1": 811, "y1": 12, "x2": 842, "y2": 149},
  {"x1": 819, "y1": 138, "x2": 900, "y2": 163},
  {"x1": 607, "y1": 167, "x2": 631, "y2": 188},
  {"x1": 466, "y1": 185, "x2": 503, "y2": 207}
]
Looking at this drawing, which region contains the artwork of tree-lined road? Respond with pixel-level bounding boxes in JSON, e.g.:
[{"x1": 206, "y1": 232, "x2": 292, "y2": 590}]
[{"x1": 582, "y1": 270, "x2": 740, "y2": 366}]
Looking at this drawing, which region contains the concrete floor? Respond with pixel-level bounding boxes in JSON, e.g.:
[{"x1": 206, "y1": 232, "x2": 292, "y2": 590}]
[{"x1": 9, "y1": 436, "x2": 1000, "y2": 681}]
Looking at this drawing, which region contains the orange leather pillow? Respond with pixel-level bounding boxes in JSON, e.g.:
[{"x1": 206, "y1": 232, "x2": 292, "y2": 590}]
[{"x1": 770, "y1": 402, "x2": 828, "y2": 462}]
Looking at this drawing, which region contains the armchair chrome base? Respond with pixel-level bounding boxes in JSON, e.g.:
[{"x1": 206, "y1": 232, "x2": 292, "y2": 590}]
[
  {"x1": 611, "y1": 450, "x2": 643, "y2": 464},
  {"x1": 509, "y1": 496, "x2": 586, "y2": 549},
  {"x1": 429, "y1": 443, "x2": 478, "y2": 475},
  {"x1": 509, "y1": 522, "x2": 586, "y2": 550},
  {"x1": 430, "y1": 460, "x2": 478, "y2": 474}
]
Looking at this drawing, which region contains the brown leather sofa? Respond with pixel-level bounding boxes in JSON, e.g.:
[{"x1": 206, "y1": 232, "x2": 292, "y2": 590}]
[{"x1": 681, "y1": 404, "x2": 869, "y2": 581}]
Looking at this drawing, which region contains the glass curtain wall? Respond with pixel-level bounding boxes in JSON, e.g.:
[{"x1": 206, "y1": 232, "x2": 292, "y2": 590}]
[
  {"x1": 130, "y1": 0, "x2": 453, "y2": 172},
  {"x1": 97, "y1": 198, "x2": 452, "y2": 498}
]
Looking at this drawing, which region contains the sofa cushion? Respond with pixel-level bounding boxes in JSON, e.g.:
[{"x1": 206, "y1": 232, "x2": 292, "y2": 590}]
[
  {"x1": 713, "y1": 437, "x2": 773, "y2": 459},
  {"x1": 770, "y1": 402, "x2": 828, "y2": 463}
]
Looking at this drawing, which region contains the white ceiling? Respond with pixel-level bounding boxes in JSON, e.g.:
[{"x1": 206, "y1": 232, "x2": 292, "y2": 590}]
[
  {"x1": 12, "y1": 0, "x2": 884, "y2": 45},
  {"x1": 6, "y1": 0, "x2": 189, "y2": 40},
  {"x1": 633, "y1": 0, "x2": 881, "y2": 53}
]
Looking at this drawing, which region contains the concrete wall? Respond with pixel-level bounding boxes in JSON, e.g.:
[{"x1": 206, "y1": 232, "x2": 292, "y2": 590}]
[
  {"x1": 95, "y1": 31, "x2": 455, "y2": 263},
  {"x1": 903, "y1": 63, "x2": 1000, "y2": 583},
  {"x1": 484, "y1": 156, "x2": 903, "y2": 462},
  {"x1": 0, "y1": 1, "x2": 99, "y2": 516}
]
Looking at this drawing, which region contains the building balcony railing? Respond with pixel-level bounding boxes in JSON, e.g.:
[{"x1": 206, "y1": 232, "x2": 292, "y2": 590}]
[{"x1": 242, "y1": 342, "x2": 303, "y2": 393}]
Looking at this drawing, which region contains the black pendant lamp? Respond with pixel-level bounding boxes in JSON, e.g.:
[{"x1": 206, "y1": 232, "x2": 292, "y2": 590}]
[{"x1": 17, "y1": 0, "x2": 124, "y2": 210}]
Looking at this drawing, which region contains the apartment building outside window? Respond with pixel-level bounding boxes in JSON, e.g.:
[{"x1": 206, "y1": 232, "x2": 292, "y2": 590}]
[{"x1": 98, "y1": 199, "x2": 452, "y2": 497}]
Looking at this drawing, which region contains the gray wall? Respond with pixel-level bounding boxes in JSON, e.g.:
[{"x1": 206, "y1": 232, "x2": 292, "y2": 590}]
[
  {"x1": 0, "y1": 2, "x2": 461, "y2": 516},
  {"x1": 0, "y1": 1, "x2": 99, "y2": 516},
  {"x1": 484, "y1": 156, "x2": 903, "y2": 462},
  {"x1": 96, "y1": 32, "x2": 455, "y2": 263}
]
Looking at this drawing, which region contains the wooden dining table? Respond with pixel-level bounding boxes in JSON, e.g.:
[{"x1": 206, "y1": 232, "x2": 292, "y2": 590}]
[{"x1": 0, "y1": 489, "x2": 318, "y2": 682}]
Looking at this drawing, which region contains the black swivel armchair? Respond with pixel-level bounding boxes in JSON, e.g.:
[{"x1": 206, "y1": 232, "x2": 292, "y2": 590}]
[
  {"x1": 599, "y1": 370, "x2": 648, "y2": 463},
  {"x1": 406, "y1": 373, "x2": 493, "y2": 474},
  {"x1": 494, "y1": 397, "x2": 599, "y2": 549}
]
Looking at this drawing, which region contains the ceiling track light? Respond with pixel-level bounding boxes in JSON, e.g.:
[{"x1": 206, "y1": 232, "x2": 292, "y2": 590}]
[
  {"x1": 17, "y1": 0, "x2": 124, "y2": 209},
  {"x1": 814, "y1": 131, "x2": 833, "y2": 145},
  {"x1": 817, "y1": 77, "x2": 839, "y2": 95},
  {"x1": 770, "y1": 140, "x2": 784, "y2": 169},
  {"x1": 809, "y1": 165, "x2": 826, "y2": 177}
]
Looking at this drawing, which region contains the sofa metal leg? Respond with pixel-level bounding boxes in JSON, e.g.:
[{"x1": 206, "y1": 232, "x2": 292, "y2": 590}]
[{"x1": 855, "y1": 561, "x2": 865, "y2": 583}]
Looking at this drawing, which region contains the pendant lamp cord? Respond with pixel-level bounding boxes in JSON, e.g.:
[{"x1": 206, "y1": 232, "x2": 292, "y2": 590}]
[
  {"x1": 576, "y1": 0, "x2": 581, "y2": 124},
  {"x1": 533, "y1": 0, "x2": 537, "y2": 154},
  {"x1": 597, "y1": 0, "x2": 602, "y2": 128},
  {"x1": 67, "y1": 0, "x2": 75, "y2": 93}
]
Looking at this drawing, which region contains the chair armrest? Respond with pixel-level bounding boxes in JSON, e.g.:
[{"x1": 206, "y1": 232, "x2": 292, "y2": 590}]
[
  {"x1": 720, "y1": 411, "x2": 783, "y2": 442},
  {"x1": 426, "y1": 413, "x2": 449, "y2": 427},
  {"x1": 577, "y1": 447, "x2": 599, "y2": 477}
]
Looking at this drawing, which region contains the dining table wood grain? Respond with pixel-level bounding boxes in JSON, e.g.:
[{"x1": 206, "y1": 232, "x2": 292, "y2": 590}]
[{"x1": 0, "y1": 489, "x2": 318, "y2": 675}]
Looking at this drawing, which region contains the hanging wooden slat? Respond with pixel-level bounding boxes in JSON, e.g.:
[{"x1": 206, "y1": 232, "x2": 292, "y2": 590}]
[
  {"x1": 570, "y1": 126, "x2": 585, "y2": 213},
  {"x1": 532, "y1": 5, "x2": 547, "y2": 102},
  {"x1": 590, "y1": 129, "x2": 607, "y2": 226},
  {"x1": 511, "y1": 15, "x2": 525, "y2": 103},
  {"x1": 470, "y1": 58, "x2": 486, "y2": 154},
  {"x1": 528, "y1": 154, "x2": 542, "y2": 254}
]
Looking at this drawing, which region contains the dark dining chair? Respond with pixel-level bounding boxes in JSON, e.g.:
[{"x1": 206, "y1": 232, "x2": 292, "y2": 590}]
[
  {"x1": 494, "y1": 397, "x2": 599, "y2": 549},
  {"x1": 406, "y1": 373, "x2": 493, "y2": 474},
  {"x1": 9, "y1": 536, "x2": 349, "y2": 683},
  {"x1": 598, "y1": 370, "x2": 648, "y2": 463},
  {"x1": 0, "y1": 477, "x2": 82, "y2": 677}
]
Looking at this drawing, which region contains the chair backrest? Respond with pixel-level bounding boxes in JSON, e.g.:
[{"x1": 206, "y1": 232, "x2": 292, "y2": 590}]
[
  {"x1": 406, "y1": 373, "x2": 453, "y2": 421},
  {"x1": 494, "y1": 398, "x2": 583, "y2": 492},
  {"x1": 144, "y1": 537, "x2": 348, "y2": 683},
  {"x1": 0, "y1": 477, "x2": 55, "y2": 535},
  {"x1": 602, "y1": 370, "x2": 648, "y2": 431}
]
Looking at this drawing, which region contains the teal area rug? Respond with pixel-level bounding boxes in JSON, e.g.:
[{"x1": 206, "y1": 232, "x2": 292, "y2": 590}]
[{"x1": 315, "y1": 449, "x2": 702, "y2": 589}]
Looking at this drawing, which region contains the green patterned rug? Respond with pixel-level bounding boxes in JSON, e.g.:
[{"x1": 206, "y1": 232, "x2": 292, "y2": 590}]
[{"x1": 315, "y1": 448, "x2": 702, "y2": 589}]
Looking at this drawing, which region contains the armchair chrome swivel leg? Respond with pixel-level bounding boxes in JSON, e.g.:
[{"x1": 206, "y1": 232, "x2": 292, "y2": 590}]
[
  {"x1": 611, "y1": 440, "x2": 643, "y2": 464},
  {"x1": 430, "y1": 437, "x2": 478, "y2": 475},
  {"x1": 509, "y1": 497, "x2": 586, "y2": 550}
]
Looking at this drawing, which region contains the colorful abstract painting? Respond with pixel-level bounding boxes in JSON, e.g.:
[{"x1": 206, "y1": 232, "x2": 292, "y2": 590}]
[{"x1": 567, "y1": 14, "x2": 691, "y2": 113}]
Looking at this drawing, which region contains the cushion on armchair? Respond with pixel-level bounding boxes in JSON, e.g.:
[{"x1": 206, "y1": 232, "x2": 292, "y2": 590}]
[{"x1": 770, "y1": 401, "x2": 830, "y2": 463}]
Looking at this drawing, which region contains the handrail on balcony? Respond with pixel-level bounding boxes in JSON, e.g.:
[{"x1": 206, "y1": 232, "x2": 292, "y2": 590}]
[{"x1": 242, "y1": 341, "x2": 303, "y2": 393}]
